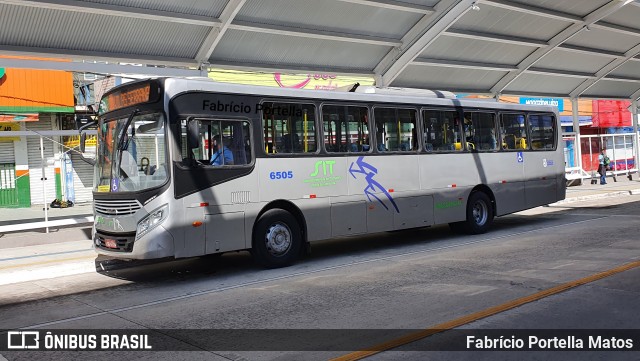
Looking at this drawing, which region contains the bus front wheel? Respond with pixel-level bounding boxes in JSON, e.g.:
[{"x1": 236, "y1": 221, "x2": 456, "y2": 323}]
[
  {"x1": 449, "y1": 191, "x2": 494, "y2": 234},
  {"x1": 252, "y1": 209, "x2": 302, "y2": 268}
]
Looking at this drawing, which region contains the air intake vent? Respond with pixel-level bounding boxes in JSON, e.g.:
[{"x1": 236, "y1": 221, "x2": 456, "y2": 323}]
[{"x1": 94, "y1": 199, "x2": 142, "y2": 216}]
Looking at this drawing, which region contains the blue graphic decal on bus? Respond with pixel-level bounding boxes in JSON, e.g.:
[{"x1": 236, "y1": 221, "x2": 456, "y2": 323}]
[{"x1": 349, "y1": 156, "x2": 399, "y2": 213}]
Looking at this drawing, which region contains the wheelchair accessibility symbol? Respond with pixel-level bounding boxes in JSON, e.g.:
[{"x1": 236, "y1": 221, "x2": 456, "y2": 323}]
[
  {"x1": 111, "y1": 178, "x2": 119, "y2": 192},
  {"x1": 517, "y1": 152, "x2": 524, "y2": 163}
]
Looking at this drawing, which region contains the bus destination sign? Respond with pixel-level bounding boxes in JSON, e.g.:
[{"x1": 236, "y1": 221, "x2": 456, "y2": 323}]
[{"x1": 100, "y1": 83, "x2": 152, "y2": 115}]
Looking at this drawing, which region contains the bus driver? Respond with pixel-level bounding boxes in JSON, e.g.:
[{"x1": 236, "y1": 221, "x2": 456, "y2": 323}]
[{"x1": 210, "y1": 137, "x2": 234, "y2": 166}]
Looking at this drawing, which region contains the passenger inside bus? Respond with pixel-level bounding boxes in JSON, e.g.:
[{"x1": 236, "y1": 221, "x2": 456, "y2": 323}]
[{"x1": 281, "y1": 133, "x2": 301, "y2": 153}]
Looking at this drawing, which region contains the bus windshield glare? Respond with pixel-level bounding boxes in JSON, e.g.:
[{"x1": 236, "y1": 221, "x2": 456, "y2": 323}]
[{"x1": 94, "y1": 112, "x2": 168, "y2": 193}]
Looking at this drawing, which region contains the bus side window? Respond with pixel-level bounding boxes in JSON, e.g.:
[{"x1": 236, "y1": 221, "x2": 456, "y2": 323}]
[
  {"x1": 374, "y1": 107, "x2": 417, "y2": 152},
  {"x1": 181, "y1": 119, "x2": 252, "y2": 166},
  {"x1": 528, "y1": 113, "x2": 556, "y2": 150},
  {"x1": 464, "y1": 111, "x2": 498, "y2": 151},
  {"x1": 422, "y1": 109, "x2": 461, "y2": 152},
  {"x1": 321, "y1": 105, "x2": 370, "y2": 153},
  {"x1": 500, "y1": 113, "x2": 527, "y2": 150},
  {"x1": 262, "y1": 102, "x2": 317, "y2": 154}
]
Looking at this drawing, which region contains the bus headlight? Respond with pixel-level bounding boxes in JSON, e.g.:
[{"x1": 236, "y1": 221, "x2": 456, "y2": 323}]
[{"x1": 136, "y1": 204, "x2": 168, "y2": 240}]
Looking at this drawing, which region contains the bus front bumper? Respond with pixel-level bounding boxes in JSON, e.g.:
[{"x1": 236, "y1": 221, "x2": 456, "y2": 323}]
[{"x1": 94, "y1": 225, "x2": 175, "y2": 260}]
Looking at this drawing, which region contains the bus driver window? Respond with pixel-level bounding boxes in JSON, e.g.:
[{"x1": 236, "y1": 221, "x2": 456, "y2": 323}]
[{"x1": 182, "y1": 119, "x2": 251, "y2": 167}]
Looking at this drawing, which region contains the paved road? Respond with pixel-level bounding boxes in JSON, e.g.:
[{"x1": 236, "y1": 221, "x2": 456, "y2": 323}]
[{"x1": 1, "y1": 195, "x2": 639, "y2": 361}]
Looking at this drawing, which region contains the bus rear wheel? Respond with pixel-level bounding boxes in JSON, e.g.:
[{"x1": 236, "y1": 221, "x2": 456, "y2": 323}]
[
  {"x1": 449, "y1": 191, "x2": 494, "y2": 234},
  {"x1": 252, "y1": 209, "x2": 302, "y2": 268}
]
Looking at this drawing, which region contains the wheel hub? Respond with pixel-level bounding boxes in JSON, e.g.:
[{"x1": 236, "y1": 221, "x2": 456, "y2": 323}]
[
  {"x1": 473, "y1": 201, "x2": 488, "y2": 226},
  {"x1": 265, "y1": 222, "x2": 292, "y2": 256}
]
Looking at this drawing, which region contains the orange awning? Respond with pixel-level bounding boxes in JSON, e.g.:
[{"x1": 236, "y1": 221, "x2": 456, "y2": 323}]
[{"x1": 0, "y1": 56, "x2": 74, "y2": 113}]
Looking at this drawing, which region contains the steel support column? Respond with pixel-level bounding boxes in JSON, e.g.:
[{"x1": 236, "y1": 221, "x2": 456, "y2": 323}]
[
  {"x1": 632, "y1": 99, "x2": 639, "y2": 176},
  {"x1": 571, "y1": 98, "x2": 583, "y2": 175}
]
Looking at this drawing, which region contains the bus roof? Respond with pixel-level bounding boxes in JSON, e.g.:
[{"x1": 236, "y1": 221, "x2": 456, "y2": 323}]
[{"x1": 148, "y1": 77, "x2": 558, "y2": 114}]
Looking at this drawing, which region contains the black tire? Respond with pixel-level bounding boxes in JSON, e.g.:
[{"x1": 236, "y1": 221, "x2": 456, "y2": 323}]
[
  {"x1": 252, "y1": 209, "x2": 302, "y2": 268},
  {"x1": 449, "y1": 192, "x2": 494, "y2": 235}
]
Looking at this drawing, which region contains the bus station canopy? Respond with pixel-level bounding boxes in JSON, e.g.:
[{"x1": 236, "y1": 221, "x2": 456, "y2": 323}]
[{"x1": 1, "y1": 0, "x2": 640, "y2": 100}]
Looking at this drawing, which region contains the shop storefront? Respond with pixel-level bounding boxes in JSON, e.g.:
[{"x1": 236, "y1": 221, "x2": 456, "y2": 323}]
[{"x1": 0, "y1": 62, "x2": 76, "y2": 208}]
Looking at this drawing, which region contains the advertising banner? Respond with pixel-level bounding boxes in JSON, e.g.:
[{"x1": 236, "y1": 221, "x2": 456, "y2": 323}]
[
  {"x1": 208, "y1": 68, "x2": 374, "y2": 90},
  {"x1": 592, "y1": 100, "x2": 632, "y2": 127}
]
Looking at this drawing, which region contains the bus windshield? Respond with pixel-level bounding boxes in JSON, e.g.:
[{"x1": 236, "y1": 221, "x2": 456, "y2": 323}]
[{"x1": 94, "y1": 112, "x2": 168, "y2": 193}]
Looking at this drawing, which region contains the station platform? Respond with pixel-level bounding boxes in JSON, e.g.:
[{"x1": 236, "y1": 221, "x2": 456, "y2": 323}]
[
  {"x1": 0, "y1": 203, "x2": 93, "y2": 234},
  {"x1": 561, "y1": 175, "x2": 640, "y2": 203}
]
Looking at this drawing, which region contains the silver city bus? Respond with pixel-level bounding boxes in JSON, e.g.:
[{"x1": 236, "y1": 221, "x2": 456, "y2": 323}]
[{"x1": 82, "y1": 78, "x2": 565, "y2": 268}]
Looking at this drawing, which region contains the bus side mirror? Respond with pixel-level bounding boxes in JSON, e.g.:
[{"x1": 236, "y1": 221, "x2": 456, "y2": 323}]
[
  {"x1": 187, "y1": 121, "x2": 200, "y2": 149},
  {"x1": 80, "y1": 132, "x2": 87, "y2": 153},
  {"x1": 78, "y1": 121, "x2": 97, "y2": 166}
]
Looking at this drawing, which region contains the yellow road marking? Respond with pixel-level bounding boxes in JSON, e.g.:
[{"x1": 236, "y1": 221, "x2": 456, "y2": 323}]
[
  {"x1": 0, "y1": 255, "x2": 95, "y2": 271},
  {"x1": 331, "y1": 259, "x2": 640, "y2": 361}
]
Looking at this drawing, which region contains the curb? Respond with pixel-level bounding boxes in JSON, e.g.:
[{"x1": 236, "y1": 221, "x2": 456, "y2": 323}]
[
  {"x1": 0, "y1": 258, "x2": 96, "y2": 286},
  {"x1": 553, "y1": 188, "x2": 640, "y2": 205}
]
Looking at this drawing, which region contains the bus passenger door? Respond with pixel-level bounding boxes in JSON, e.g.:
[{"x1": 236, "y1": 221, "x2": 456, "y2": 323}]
[
  {"x1": 524, "y1": 114, "x2": 559, "y2": 208},
  {"x1": 490, "y1": 152, "x2": 526, "y2": 216},
  {"x1": 494, "y1": 113, "x2": 527, "y2": 215}
]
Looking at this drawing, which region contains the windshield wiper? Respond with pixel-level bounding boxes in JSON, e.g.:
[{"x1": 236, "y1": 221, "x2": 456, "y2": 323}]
[
  {"x1": 117, "y1": 109, "x2": 139, "y2": 151},
  {"x1": 116, "y1": 109, "x2": 139, "y2": 179}
]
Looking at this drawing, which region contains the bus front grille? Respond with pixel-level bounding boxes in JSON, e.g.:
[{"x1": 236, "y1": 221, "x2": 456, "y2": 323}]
[
  {"x1": 95, "y1": 231, "x2": 135, "y2": 252},
  {"x1": 94, "y1": 199, "x2": 142, "y2": 216}
]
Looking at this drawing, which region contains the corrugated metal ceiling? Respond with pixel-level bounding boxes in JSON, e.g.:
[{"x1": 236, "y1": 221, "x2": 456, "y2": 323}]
[
  {"x1": 81, "y1": 0, "x2": 228, "y2": 18},
  {"x1": 1, "y1": 0, "x2": 640, "y2": 100}
]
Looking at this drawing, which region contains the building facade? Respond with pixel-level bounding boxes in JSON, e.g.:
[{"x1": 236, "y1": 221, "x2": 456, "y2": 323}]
[{"x1": 0, "y1": 61, "x2": 85, "y2": 208}]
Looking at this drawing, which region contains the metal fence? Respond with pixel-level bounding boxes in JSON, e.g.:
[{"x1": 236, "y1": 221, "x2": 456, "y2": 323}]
[
  {"x1": 0, "y1": 130, "x2": 96, "y2": 233},
  {"x1": 0, "y1": 163, "x2": 18, "y2": 207}
]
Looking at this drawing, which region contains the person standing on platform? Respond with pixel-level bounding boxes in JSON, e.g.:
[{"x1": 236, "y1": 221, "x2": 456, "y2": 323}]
[{"x1": 598, "y1": 149, "x2": 608, "y2": 185}]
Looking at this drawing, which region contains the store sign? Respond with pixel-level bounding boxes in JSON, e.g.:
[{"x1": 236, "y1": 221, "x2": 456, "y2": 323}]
[
  {"x1": 0, "y1": 113, "x2": 38, "y2": 122},
  {"x1": 0, "y1": 122, "x2": 20, "y2": 141},
  {"x1": 63, "y1": 135, "x2": 96, "y2": 149},
  {"x1": 520, "y1": 97, "x2": 564, "y2": 112}
]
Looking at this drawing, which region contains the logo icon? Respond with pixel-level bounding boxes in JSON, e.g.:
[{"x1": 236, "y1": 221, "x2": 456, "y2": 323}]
[
  {"x1": 7, "y1": 331, "x2": 40, "y2": 349},
  {"x1": 310, "y1": 160, "x2": 335, "y2": 177},
  {"x1": 517, "y1": 152, "x2": 524, "y2": 163},
  {"x1": 304, "y1": 160, "x2": 341, "y2": 188},
  {"x1": 0, "y1": 68, "x2": 5, "y2": 80},
  {"x1": 349, "y1": 156, "x2": 399, "y2": 213}
]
